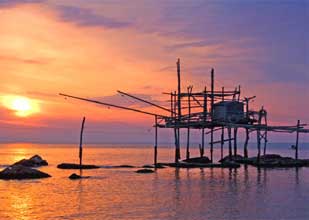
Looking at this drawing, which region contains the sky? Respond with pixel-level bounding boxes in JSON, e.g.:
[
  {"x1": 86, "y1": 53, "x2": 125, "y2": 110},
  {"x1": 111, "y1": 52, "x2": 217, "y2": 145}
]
[{"x1": 0, "y1": 0, "x2": 308, "y2": 144}]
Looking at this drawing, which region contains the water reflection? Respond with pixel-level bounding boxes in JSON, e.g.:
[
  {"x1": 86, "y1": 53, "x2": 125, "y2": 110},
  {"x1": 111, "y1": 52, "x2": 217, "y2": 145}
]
[{"x1": 0, "y1": 146, "x2": 308, "y2": 220}]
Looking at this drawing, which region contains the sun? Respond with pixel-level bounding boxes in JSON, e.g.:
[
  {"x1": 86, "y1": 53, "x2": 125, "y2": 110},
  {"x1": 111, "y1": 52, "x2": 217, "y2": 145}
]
[{"x1": 2, "y1": 95, "x2": 40, "y2": 117}]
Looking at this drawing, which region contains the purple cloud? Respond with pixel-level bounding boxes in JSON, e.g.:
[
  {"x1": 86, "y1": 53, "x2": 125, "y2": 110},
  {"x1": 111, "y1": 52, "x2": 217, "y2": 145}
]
[
  {"x1": 0, "y1": 0, "x2": 45, "y2": 7},
  {"x1": 55, "y1": 5, "x2": 131, "y2": 29}
]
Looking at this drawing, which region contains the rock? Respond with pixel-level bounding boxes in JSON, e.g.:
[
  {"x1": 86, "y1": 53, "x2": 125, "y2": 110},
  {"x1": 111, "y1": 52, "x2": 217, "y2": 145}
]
[
  {"x1": 0, "y1": 165, "x2": 51, "y2": 180},
  {"x1": 13, "y1": 155, "x2": 48, "y2": 167},
  {"x1": 260, "y1": 154, "x2": 284, "y2": 160},
  {"x1": 219, "y1": 155, "x2": 245, "y2": 163},
  {"x1": 57, "y1": 163, "x2": 100, "y2": 169},
  {"x1": 183, "y1": 156, "x2": 211, "y2": 164},
  {"x1": 135, "y1": 169, "x2": 154, "y2": 173},
  {"x1": 68, "y1": 173, "x2": 90, "y2": 179},
  {"x1": 69, "y1": 173, "x2": 82, "y2": 179},
  {"x1": 68, "y1": 173, "x2": 82, "y2": 179},
  {"x1": 248, "y1": 154, "x2": 309, "y2": 168}
]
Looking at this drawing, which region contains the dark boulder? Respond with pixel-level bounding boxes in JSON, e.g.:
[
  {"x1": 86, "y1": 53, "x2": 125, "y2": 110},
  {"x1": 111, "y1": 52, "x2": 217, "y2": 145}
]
[
  {"x1": 248, "y1": 154, "x2": 309, "y2": 168},
  {"x1": 69, "y1": 173, "x2": 82, "y2": 179},
  {"x1": 68, "y1": 173, "x2": 90, "y2": 179},
  {"x1": 135, "y1": 169, "x2": 154, "y2": 173},
  {"x1": 13, "y1": 155, "x2": 48, "y2": 167},
  {"x1": 183, "y1": 156, "x2": 211, "y2": 164},
  {"x1": 57, "y1": 163, "x2": 100, "y2": 169},
  {"x1": 0, "y1": 165, "x2": 51, "y2": 180},
  {"x1": 219, "y1": 155, "x2": 245, "y2": 163}
]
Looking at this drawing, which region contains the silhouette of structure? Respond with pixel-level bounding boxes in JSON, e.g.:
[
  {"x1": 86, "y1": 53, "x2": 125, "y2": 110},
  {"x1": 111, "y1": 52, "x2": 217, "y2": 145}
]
[{"x1": 60, "y1": 59, "x2": 309, "y2": 165}]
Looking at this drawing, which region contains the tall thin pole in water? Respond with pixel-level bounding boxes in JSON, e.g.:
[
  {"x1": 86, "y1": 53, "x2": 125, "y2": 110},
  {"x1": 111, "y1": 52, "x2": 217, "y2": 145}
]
[
  {"x1": 175, "y1": 59, "x2": 181, "y2": 162},
  {"x1": 210, "y1": 68, "x2": 214, "y2": 162},
  {"x1": 154, "y1": 115, "x2": 158, "y2": 165},
  {"x1": 295, "y1": 120, "x2": 300, "y2": 159},
  {"x1": 221, "y1": 87, "x2": 225, "y2": 160},
  {"x1": 79, "y1": 117, "x2": 86, "y2": 167}
]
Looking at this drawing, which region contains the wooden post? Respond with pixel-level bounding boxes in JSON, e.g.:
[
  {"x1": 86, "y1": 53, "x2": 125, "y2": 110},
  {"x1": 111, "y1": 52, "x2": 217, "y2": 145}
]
[
  {"x1": 173, "y1": 91, "x2": 180, "y2": 163},
  {"x1": 257, "y1": 109, "x2": 262, "y2": 164},
  {"x1": 199, "y1": 144, "x2": 204, "y2": 157},
  {"x1": 257, "y1": 129, "x2": 261, "y2": 164},
  {"x1": 202, "y1": 87, "x2": 207, "y2": 158},
  {"x1": 177, "y1": 59, "x2": 181, "y2": 118},
  {"x1": 220, "y1": 87, "x2": 224, "y2": 160},
  {"x1": 221, "y1": 127, "x2": 224, "y2": 160},
  {"x1": 233, "y1": 127, "x2": 238, "y2": 156},
  {"x1": 244, "y1": 128, "x2": 249, "y2": 158},
  {"x1": 186, "y1": 86, "x2": 192, "y2": 160},
  {"x1": 228, "y1": 127, "x2": 232, "y2": 158},
  {"x1": 176, "y1": 59, "x2": 181, "y2": 162},
  {"x1": 210, "y1": 69, "x2": 214, "y2": 162},
  {"x1": 295, "y1": 120, "x2": 300, "y2": 159},
  {"x1": 244, "y1": 97, "x2": 250, "y2": 158},
  {"x1": 201, "y1": 129, "x2": 205, "y2": 157},
  {"x1": 79, "y1": 117, "x2": 86, "y2": 167},
  {"x1": 263, "y1": 132, "x2": 268, "y2": 156},
  {"x1": 154, "y1": 115, "x2": 158, "y2": 166}
]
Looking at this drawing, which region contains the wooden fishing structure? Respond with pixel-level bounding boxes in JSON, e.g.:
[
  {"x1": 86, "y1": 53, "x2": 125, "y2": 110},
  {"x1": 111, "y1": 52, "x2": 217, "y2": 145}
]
[{"x1": 60, "y1": 59, "x2": 309, "y2": 166}]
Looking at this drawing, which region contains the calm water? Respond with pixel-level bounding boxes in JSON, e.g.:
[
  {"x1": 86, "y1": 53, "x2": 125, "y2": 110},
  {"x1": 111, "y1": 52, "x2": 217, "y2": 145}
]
[{"x1": 0, "y1": 143, "x2": 309, "y2": 220}]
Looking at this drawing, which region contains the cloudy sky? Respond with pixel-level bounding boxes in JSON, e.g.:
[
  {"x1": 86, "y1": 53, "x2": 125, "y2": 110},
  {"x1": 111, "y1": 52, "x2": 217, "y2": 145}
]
[{"x1": 0, "y1": 0, "x2": 308, "y2": 143}]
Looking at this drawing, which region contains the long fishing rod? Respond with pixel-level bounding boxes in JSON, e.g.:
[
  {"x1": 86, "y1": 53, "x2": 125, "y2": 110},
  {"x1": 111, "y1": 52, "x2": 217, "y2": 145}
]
[
  {"x1": 59, "y1": 93, "x2": 167, "y2": 118},
  {"x1": 117, "y1": 90, "x2": 175, "y2": 114}
]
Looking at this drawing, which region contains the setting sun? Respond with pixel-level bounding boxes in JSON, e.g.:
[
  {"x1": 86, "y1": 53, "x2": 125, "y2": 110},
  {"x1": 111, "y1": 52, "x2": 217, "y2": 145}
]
[{"x1": 1, "y1": 95, "x2": 40, "y2": 117}]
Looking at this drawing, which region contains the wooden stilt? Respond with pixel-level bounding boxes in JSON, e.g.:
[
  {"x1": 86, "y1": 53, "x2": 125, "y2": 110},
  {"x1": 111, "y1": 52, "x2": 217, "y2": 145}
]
[
  {"x1": 221, "y1": 127, "x2": 224, "y2": 160},
  {"x1": 220, "y1": 87, "x2": 225, "y2": 160},
  {"x1": 233, "y1": 127, "x2": 238, "y2": 156},
  {"x1": 228, "y1": 127, "x2": 232, "y2": 158},
  {"x1": 257, "y1": 129, "x2": 261, "y2": 164},
  {"x1": 244, "y1": 128, "x2": 249, "y2": 158},
  {"x1": 177, "y1": 128, "x2": 180, "y2": 161},
  {"x1": 295, "y1": 120, "x2": 300, "y2": 159},
  {"x1": 199, "y1": 143, "x2": 204, "y2": 157},
  {"x1": 202, "y1": 87, "x2": 207, "y2": 157},
  {"x1": 79, "y1": 116, "x2": 86, "y2": 176},
  {"x1": 154, "y1": 115, "x2": 158, "y2": 165},
  {"x1": 176, "y1": 59, "x2": 181, "y2": 162},
  {"x1": 172, "y1": 91, "x2": 179, "y2": 163},
  {"x1": 186, "y1": 126, "x2": 190, "y2": 159},
  {"x1": 210, "y1": 69, "x2": 214, "y2": 163},
  {"x1": 186, "y1": 86, "x2": 192, "y2": 160},
  {"x1": 201, "y1": 128, "x2": 205, "y2": 156},
  {"x1": 210, "y1": 128, "x2": 214, "y2": 162},
  {"x1": 263, "y1": 133, "x2": 268, "y2": 156}
]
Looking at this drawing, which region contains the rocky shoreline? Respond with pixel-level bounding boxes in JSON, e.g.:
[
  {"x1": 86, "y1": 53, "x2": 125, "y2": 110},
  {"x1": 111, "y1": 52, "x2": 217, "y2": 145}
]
[
  {"x1": 220, "y1": 154, "x2": 309, "y2": 168},
  {"x1": 0, "y1": 155, "x2": 51, "y2": 180}
]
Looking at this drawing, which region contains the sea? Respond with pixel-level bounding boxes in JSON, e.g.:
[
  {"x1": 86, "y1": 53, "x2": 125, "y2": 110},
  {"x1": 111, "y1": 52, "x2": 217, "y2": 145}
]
[{"x1": 0, "y1": 143, "x2": 309, "y2": 220}]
